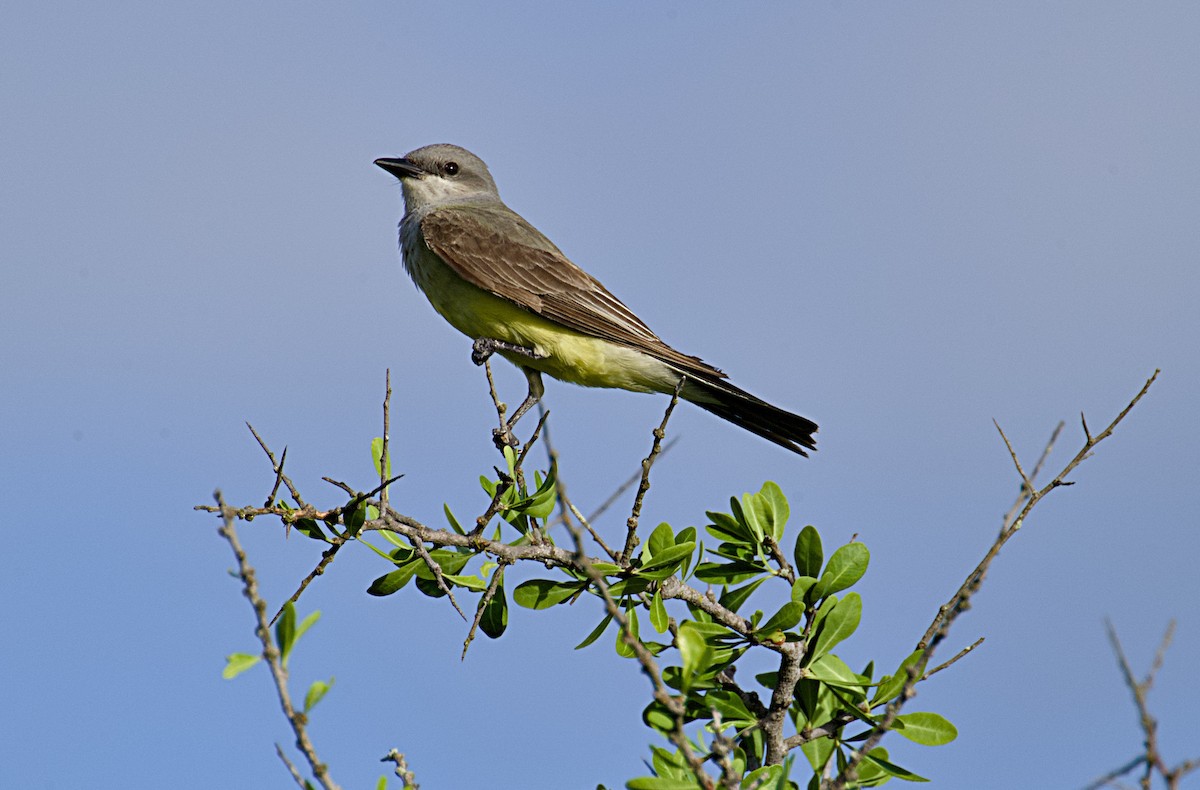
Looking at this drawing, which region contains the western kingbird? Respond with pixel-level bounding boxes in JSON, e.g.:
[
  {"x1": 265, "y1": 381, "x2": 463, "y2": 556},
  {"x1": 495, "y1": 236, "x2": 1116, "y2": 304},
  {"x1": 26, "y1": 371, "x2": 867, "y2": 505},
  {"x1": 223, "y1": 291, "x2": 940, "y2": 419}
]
[{"x1": 375, "y1": 144, "x2": 818, "y2": 455}]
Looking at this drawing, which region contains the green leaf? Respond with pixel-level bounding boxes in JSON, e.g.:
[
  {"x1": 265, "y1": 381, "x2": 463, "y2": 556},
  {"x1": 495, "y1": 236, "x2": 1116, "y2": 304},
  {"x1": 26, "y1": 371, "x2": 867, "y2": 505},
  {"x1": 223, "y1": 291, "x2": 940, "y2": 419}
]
[
  {"x1": 872, "y1": 649, "x2": 925, "y2": 706},
  {"x1": 444, "y1": 504, "x2": 466, "y2": 535},
  {"x1": 894, "y1": 712, "x2": 958, "y2": 745},
  {"x1": 813, "y1": 542, "x2": 869, "y2": 599},
  {"x1": 344, "y1": 499, "x2": 368, "y2": 537},
  {"x1": 792, "y1": 525, "x2": 823, "y2": 579},
  {"x1": 642, "y1": 700, "x2": 675, "y2": 735},
  {"x1": 759, "y1": 481, "x2": 790, "y2": 541},
  {"x1": 808, "y1": 593, "x2": 862, "y2": 660},
  {"x1": 367, "y1": 563, "x2": 420, "y2": 596},
  {"x1": 694, "y1": 560, "x2": 765, "y2": 586},
  {"x1": 650, "y1": 590, "x2": 669, "y2": 634},
  {"x1": 755, "y1": 601, "x2": 805, "y2": 638},
  {"x1": 293, "y1": 518, "x2": 327, "y2": 542},
  {"x1": 575, "y1": 613, "x2": 613, "y2": 649},
  {"x1": 480, "y1": 584, "x2": 507, "y2": 638},
  {"x1": 791, "y1": 575, "x2": 818, "y2": 604},
  {"x1": 734, "y1": 493, "x2": 763, "y2": 543},
  {"x1": 375, "y1": 776, "x2": 387, "y2": 790},
  {"x1": 615, "y1": 607, "x2": 640, "y2": 659},
  {"x1": 705, "y1": 510, "x2": 749, "y2": 543},
  {"x1": 806, "y1": 653, "x2": 867, "y2": 690},
  {"x1": 638, "y1": 542, "x2": 696, "y2": 575},
  {"x1": 303, "y1": 677, "x2": 334, "y2": 712},
  {"x1": 741, "y1": 765, "x2": 786, "y2": 790},
  {"x1": 275, "y1": 601, "x2": 297, "y2": 664},
  {"x1": 441, "y1": 573, "x2": 488, "y2": 592},
  {"x1": 222, "y1": 652, "x2": 260, "y2": 679},
  {"x1": 718, "y1": 577, "x2": 767, "y2": 613},
  {"x1": 626, "y1": 777, "x2": 700, "y2": 790},
  {"x1": 647, "y1": 522, "x2": 675, "y2": 561},
  {"x1": 861, "y1": 749, "x2": 930, "y2": 782},
  {"x1": 371, "y1": 437, "x2": 391, "y2": 479},
  {"x1": 606, "y1": 577, "x2": 653, "y2": 597},
  {"x1": 676, "y1": 622, "x2": 713, "y2": 691},
  {"x1": 800, "y1": 734, "x2": 835, "y2": 773},
  {"x1": 512, "y1": 579, "x2": 586, "y2": 609},
  {"x1": 294, "y1": 609, "x2": 321, "y2": 646},
  {"x1": 704, "y1": 690, "x2": 755, "y2": 726}
]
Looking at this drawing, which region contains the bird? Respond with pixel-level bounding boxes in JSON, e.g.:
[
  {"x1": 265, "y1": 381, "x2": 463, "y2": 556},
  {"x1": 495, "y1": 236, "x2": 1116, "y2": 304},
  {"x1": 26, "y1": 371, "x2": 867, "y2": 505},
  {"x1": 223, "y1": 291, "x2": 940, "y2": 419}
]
[{"x1": 375, "y1": 144, "x2": 817, "y2": 455}]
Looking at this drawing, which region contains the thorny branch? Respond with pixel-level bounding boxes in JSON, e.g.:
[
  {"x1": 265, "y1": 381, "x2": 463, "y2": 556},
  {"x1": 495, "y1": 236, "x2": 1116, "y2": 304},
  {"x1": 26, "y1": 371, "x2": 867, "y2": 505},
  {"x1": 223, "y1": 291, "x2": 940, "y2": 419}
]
[
  {"x1": 832, "y1": 370, "x2": 1159, "y2": 788},
  {"x1": 214, "y1": 490, "x2": 340, "y2": 790}
]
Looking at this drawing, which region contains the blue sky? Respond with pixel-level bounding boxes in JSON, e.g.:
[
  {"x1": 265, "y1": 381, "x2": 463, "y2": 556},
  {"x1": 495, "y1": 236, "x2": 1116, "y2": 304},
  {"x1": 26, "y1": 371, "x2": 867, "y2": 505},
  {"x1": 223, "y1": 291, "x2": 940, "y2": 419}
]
[{"x1": 3, "y1": 3, "x2": 1197, "y2": 788}]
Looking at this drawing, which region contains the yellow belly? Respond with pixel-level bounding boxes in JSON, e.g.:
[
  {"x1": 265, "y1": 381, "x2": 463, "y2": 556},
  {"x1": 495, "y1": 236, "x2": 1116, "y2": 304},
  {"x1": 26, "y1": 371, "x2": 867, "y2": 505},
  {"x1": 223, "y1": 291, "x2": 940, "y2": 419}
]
[{"x1": 410, "y1": 252, "x2": 678, "y2": 394}]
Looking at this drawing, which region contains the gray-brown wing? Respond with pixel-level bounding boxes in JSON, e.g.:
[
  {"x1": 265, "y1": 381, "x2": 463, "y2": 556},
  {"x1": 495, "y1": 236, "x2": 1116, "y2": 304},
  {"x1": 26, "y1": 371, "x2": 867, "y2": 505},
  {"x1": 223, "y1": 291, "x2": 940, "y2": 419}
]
[{"x1": 420, "y1": 202, "x2": 728, "y2": 381}]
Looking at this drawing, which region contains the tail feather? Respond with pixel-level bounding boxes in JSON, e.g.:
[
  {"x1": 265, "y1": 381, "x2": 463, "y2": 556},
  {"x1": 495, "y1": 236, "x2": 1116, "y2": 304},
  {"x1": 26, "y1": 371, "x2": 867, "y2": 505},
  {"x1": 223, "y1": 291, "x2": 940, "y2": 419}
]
[{"x1": 682, "y1": 377, "x2": 818, "y2": 456}]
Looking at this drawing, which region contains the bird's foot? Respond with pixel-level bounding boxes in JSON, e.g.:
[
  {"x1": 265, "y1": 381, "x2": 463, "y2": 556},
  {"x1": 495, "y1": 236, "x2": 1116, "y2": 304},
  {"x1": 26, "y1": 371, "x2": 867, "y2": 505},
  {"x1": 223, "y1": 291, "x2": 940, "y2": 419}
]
[{"x1": 471, "y1": 337, "x2": 546, "y2": 366}]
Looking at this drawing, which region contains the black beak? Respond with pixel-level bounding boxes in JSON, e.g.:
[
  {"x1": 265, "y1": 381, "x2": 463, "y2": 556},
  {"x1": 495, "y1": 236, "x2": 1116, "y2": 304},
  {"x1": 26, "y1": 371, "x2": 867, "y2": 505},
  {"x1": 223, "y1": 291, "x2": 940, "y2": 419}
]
[{"x1": 374, "y1": 157, "x2": 426, "y2": 179}]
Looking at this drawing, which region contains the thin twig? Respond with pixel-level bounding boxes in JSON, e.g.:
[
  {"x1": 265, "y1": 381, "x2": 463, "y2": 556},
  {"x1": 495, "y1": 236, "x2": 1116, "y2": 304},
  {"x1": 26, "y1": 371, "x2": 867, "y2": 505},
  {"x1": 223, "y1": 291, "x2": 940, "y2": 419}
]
[
  {"x1": 275, "y1": 743, "x2": 307, "y2": 789},
  {"x1": 1002, "y1": 421, "x2": 1065, "y2": 533},
  {"x1": 620, "y1": 379, "x2": 684, "y2": 564},
  {"x1": 923, "y1": 637, "x2": 985, "y2": 680},
  {"x1": 461, "y1": 562, "x2": 508, "y2": 659},
  {"x1": 832, "y1": 371, "x2": 1159, "y2": 788},
  {"x1": 214, "y1": 491, "x2": 340, "y2": 790},
  {"x1": 381, "y1": 749, "x2": 419, "y2": 790},
  {"x1": 381, "y1": 369, "x2": 392, "y2": 511},
  {"x1": 248, "y1": 423, "x2": 307, "y2": 509}
]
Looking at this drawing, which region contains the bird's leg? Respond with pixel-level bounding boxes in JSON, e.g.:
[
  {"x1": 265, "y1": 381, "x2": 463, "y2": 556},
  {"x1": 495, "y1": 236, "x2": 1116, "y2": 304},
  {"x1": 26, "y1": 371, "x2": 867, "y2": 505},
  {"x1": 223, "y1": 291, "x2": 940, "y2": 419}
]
[
  {"x1": 493, "y1": 368, "x2": 545, "y2": 450},
  {"x1": 471, "y1": 337, "x2": 547, "y2": 366}
]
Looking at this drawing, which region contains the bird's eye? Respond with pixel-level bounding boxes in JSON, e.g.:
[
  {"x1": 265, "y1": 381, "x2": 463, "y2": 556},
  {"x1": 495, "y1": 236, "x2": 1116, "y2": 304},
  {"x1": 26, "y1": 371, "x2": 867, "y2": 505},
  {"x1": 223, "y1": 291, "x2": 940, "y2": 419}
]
[{"x1": 444, "y1": 162, "x2": 460, "y2": 176}]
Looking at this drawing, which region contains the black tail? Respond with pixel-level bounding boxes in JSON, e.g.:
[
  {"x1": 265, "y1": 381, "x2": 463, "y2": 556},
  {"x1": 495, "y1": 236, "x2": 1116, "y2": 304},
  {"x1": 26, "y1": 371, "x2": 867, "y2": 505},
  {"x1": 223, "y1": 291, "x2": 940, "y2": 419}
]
[{"x1": 683, "y1": 378, "x2": 818, "y2": 456}]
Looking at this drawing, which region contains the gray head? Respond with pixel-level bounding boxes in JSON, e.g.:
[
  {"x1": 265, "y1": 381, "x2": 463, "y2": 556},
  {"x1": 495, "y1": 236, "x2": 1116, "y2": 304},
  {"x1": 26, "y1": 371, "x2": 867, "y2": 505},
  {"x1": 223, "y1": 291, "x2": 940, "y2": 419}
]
[{"x1": 374, "y1": 144, "x2": 500, "y2": 212}]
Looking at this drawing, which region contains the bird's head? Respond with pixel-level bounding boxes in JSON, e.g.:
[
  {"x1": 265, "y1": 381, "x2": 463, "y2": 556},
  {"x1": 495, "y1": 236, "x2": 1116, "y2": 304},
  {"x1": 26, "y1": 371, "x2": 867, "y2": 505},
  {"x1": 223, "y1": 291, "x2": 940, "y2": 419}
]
[{"x1": 375, "y1": 144, "x2": 499, "y2": 211}]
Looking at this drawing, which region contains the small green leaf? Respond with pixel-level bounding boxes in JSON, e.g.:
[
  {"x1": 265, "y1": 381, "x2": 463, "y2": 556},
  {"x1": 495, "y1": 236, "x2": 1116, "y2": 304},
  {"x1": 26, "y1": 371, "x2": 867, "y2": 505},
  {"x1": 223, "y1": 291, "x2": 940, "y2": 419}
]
[
  {"x1": 222, "y1": 652, "x2": 260, "y2": 679},
  {"x1": 813, "y1": 542, "x2": 869, "y2": 599},
  {"x1": 367, "y1": 563, "x2": 420, "y2": 596},
  {"x1": 441, "y1": 573, "x2": 488, "y2": 592},
  {"x1": 293, "y1": 518, "x2": 327, "y2": 542},
  {"x1": 294, "y1": 609, "x2": 321, "y2": 646},
  {"x1": 375, "y1": 775, "x2": 387, "y2": 790},
  {"x1": 894, "y1": 712, "x2": 958, "y2": 745},
  {"x1": 647, "y1": 522, "x2": 675, "y2": 561},
  {"x1": 641, "y1": 700, "x2": 676, "y2": 734},
  {"x1": 303, "y1": 677, "x2": 334, "y2": 712},
  {"x1": 872, "y1": 649, "x2": 926, "y2": 705},
  {"x1": 718, "y1": 577, "x2": 767, "y2": 613},
  {"x1": 801, "y1": 734, "x2": 835, "y2": 773},
  {"x1": 512, "y1": 579, "x2": 586, "y2": 609},
  {"x1": 444, "y1": 504, "x2": 466, "y2": 535},
  {"x1": 861, "y1": 749, "x2": 930, "y2": 782},
  {"x1": 705, "y1": 511, "x2": 749, "y2": 543},
  {"x1": 575, "y1": 613, "x2": 614, "y2": 649},
  {"x1": 737, "y1": 493, "x2": 765, "y2": 543},
  {"x1": 480, "y1": 584, "x2": 507, "y2": 638},
  {"x1": 676, "y1": 622, "x2": 713, "y2": 691},
  {"x1": 615, "y1": 607, "x2": 640, "y2": 659},
  {"x1": 275, "y1": 602, "x2": 297, "y2": 664},
  {"x1": 757, "y1": 481, "x2": 789, "y2": 541},
  {"x1": 791, "y1": 575, "x2": 818, "y2": 604},
  {"x1": 755, "y1": 601, "x2": 804, "y2": 638},
  {"x1": 793, "y1": 525, "x2": 823, "y2": 579},
  {"x1": 638, "y1": 542, "x2": 696, "y2": 575},
  {"x1": 808, "y1": 592, "x2": 862, "y2": 660},
  {"x1": 649, "y1": 590, "x2": 669, "y2": 634},
  {"x1": 371, "y1": 436, "x2": 391, "y2": 479},
  {"x1": 344, "y1": 499, "x2": 368, "y2": 537},
  {"x1": 806, "y1": 653, "x2": 867, "y2": 690}
]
